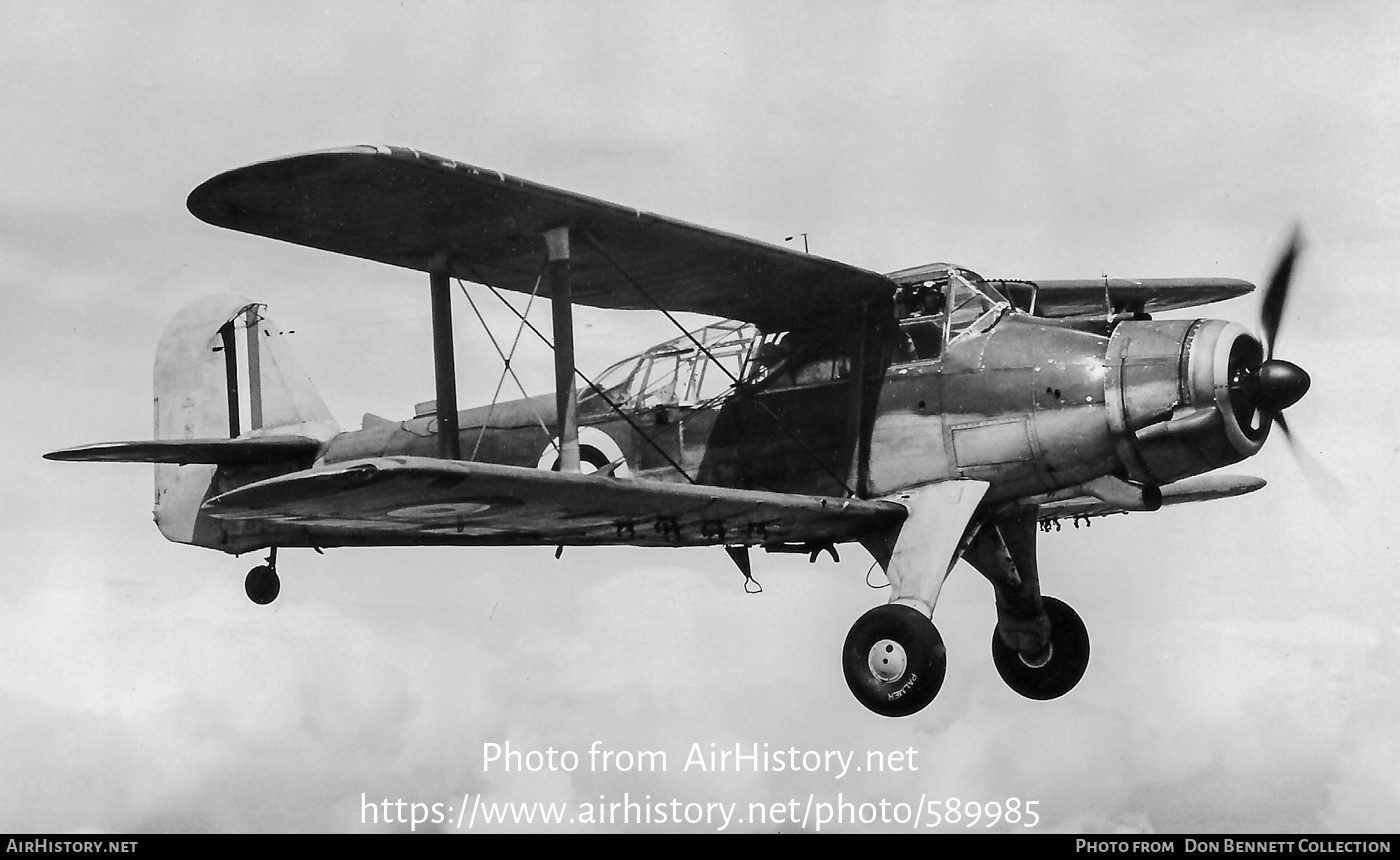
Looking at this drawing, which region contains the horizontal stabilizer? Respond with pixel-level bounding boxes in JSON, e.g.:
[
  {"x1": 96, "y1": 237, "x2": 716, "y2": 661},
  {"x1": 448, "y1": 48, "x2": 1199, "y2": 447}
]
[
  {"x1": 44, "y1": 436, "x2": 323, "y2": 465},
  {"x1": 201, "y1": 456, "x2": 907, "y2": 547},
  {"x1": 1035, "y1": 474, "x2": 1265, "y2": 521}
]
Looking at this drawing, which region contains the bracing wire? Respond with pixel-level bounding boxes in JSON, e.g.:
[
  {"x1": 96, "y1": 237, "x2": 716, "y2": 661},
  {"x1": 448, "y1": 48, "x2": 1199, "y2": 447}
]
[
  {"x1": 454, "y1": 268, "x2": 699, "y2": 484},
  {"x1": 456, "y1": 277, "x2": 559, "y2": 460},
  {"x1": 583, "y1": 235, "x2": 861, "y2": 498}
]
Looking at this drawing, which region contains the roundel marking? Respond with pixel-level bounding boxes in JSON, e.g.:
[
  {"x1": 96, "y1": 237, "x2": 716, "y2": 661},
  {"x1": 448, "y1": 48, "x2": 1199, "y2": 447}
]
[
  {"x1": 387, "y1": 501, "x2": 494, "y2": 519},
  {"x1": 536, "y1": 426, "x2": 632, "y2": 477}
]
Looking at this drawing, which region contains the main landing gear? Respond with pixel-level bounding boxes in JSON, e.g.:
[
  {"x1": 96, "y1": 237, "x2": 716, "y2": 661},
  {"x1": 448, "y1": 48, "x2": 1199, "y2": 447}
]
[
  {"x1": 843, "y1": 498, "x2": 1092, "y2": 717},
  {"x1": 842, "y1": 604, "x2": 946, "y2": 717},
  {"x1": 961, "y1": 512, "x2": 1091, "y2": 702},
  {"x1": 244, "y1": 547, "x2": 280, "y2": 605},
  {"x1": 991, "y1": 595, "x2": 1089, "y2": 700},
  {"x1": 841, "y1": 593, "x2": 1091, "y2": 715}
]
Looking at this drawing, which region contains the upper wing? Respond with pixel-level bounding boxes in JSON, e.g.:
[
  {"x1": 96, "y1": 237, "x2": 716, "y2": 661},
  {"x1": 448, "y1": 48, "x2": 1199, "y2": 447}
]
[
  {"x1": 187, "y1": 146, "x2": 896, "y2": 331},
  {"x1": 992, "y1": 277, "x2": 1254, "y2": 318},
  {"x1": 1034, "y1": 473, "x2": 1265, "y2": 521},
  {"x1": 203, "y1": 456, "x2": 907, "y2": 547}
]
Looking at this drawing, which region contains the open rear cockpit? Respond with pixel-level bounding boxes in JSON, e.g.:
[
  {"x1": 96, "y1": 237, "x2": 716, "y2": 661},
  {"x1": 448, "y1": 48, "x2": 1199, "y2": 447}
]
[{"x1": 583, "y1": 320, "x2": 758, "y2": 411}]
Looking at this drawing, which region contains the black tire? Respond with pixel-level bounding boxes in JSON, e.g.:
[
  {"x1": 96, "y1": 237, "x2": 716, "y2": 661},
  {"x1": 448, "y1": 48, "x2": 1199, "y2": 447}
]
[
  {"x1": 992, "y1": 595, "x2": 1089, "y2": 700},
  {"x1": 245, "y1": 565, "x2": 280, "y2": 605},
  {"x1": 842, "y1": 604, "x2": 946, "y2": 717}
]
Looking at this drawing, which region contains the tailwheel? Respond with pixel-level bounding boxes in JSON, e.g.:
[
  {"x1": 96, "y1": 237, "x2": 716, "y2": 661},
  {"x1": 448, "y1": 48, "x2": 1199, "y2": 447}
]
[
  {"x1": 842, "y1": 604, "x2": 946, "y2": 717},
  {"x1": 244, "y1": 564, "x2": 280, "y2": 605},
  {"x1": 992, "y1": 595, "x2": 1089, "y2": 700}
]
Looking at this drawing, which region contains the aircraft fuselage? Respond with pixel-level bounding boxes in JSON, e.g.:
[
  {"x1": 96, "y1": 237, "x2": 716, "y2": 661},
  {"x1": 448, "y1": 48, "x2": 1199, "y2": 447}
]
[{"x1": 317, "y1": 310, "x2": 1264, "y2": 512}]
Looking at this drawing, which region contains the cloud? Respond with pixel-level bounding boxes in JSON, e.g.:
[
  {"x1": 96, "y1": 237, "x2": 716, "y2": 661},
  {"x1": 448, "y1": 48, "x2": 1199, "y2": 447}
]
[{"x1": 3, "y1": 0, "x2": 1398, "y2": 835}]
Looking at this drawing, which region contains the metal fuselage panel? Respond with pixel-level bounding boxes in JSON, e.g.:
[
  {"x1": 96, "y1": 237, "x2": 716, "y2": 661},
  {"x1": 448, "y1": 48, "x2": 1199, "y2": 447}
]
[{"x1": 868, "y1": 320, "x2": 1118, "y2": 501}]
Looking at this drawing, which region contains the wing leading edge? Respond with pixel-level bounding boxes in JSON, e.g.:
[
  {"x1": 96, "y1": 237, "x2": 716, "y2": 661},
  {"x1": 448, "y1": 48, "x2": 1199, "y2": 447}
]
[
  {"x1": 203, "y1": 456, "x2": 908, "y2": 548},
  {"x1": 187, "y1": 146, "x2": 897, "y2": 331}
]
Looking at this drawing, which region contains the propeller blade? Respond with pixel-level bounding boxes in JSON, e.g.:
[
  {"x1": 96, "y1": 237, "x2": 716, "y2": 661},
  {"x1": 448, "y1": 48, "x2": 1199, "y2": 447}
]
[
  {"x1": 1250, "y1": 226, "x2": 1337, "y2": 506},
  {"x1": 1258, "y1": 226, "x2": 1303, "y2": 359},
  {"x1": 1269, "y1": 411, "x2": 1349, "y2": 509}
]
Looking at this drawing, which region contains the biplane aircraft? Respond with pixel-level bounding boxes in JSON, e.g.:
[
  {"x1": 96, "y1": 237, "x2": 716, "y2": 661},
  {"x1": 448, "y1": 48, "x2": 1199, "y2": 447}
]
[{"x1": 47, "y1": 146, "x2": 1313, "y2": 716}]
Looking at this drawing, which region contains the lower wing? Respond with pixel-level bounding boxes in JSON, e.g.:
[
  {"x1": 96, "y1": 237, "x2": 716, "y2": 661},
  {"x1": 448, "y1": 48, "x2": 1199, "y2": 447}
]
[
  {"x1": 202, "y1": 456, "x2": 907, "y2": 547},
  {"x1": 1034, "y1": 474, "x2": 1265, "y2": 521}
]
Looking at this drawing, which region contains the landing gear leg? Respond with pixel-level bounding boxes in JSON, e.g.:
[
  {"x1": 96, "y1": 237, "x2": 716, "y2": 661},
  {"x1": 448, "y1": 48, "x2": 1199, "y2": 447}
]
[
  {"x1": 848, "y1": 480, "x2": 988, "y2": 716},
  {"x1": 245, "y1": 546, "x2": 280, "y2": 605},
  {"x1": 963, "y1": 511, "x2": 1090, "y2": 700}
]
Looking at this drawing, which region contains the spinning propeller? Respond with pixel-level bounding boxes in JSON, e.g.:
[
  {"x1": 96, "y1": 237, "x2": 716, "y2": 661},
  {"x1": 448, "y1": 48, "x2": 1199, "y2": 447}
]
[
  {"x1": 1228, "y1": 228, "x2": 1311, "y2": 439},
  {"x1": 1227, "y1": 228, "x2": 1342, "y2": 500}
]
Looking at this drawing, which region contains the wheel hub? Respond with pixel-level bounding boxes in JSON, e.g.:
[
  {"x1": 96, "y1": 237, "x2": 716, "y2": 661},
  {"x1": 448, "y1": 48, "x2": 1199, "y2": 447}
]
[
  {"x1": 1019, "y1": 642, "x2": 1053, "y2": 669},
  {"x1": 867, "y1": 639, "x2": 907, "y2": 682}
]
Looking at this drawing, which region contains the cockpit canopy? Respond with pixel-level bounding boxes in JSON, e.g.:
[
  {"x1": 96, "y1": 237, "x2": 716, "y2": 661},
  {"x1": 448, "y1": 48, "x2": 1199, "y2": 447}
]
[
  {"x1": 584, "y1": 320, "x2": 756, "y2": 411},
  {"x1": 886, "y1": 263, "x2": 1013, "y2": 363},
  {"x1": 584, "y1": 316, "x2": 855, "y2": 409},
  {"x1": 888, "y1": 263, "x2": 1010, "y2": 326},
  {"x1": 583, "y1": 263, "x2": 1013, "y2": 411}
]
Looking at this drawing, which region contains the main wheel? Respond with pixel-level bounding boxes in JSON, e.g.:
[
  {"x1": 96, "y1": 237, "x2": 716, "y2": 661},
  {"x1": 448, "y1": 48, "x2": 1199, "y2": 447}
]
[
  {"x1": 245, "y1": 565, "x2": 280, "y2": 605},
  {"x1": 842, "y1": 604, "x2": 946, "y2": 717},
  {"x1": 992, "y1": 595, "x2": 1089, "y2": 700}
]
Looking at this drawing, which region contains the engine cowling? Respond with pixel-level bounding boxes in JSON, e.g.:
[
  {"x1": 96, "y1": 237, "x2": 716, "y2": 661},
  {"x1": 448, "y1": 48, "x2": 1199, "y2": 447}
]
[{"x1": 1104, "y1": 319, "x2": 1267, "y2": 485}]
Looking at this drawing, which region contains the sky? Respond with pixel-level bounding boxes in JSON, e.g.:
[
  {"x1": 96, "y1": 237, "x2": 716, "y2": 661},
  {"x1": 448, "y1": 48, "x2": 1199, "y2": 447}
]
[{"x1": 2, "y1": 0, "x2": 1398, "y2": 835}]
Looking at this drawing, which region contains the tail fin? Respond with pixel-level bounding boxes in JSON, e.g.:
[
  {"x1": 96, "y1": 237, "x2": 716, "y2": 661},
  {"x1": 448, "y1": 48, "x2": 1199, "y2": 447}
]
[
  {"x1": 153, "y1": 295, "x2": 336, "y2": 441},
  {"x1": 153, "y1": 295, "x2": 338, "y2": 547},
  {"x1": 47, "y1": 295, "x2": 339, "y2": 551}
]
